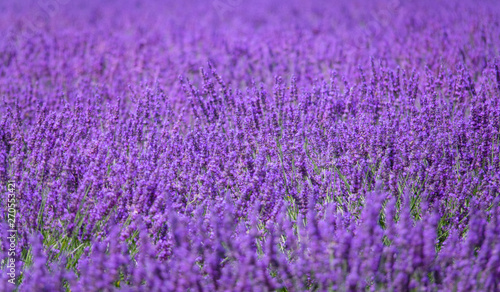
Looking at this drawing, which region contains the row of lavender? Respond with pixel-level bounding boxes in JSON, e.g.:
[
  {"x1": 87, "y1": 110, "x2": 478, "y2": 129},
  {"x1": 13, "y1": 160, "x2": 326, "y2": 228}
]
[
  {"x1": 2, "y1": 189, "x2": 499, "y2": 291},
  {"x1": 1, "y1": 0, "x2": 500, "y2": 291}
]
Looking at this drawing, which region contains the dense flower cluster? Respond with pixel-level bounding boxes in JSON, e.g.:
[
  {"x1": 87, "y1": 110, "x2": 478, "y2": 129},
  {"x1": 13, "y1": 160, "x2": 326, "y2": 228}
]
[{"x1": 0, "y1": 0, "x2": 499, "y2": 291}]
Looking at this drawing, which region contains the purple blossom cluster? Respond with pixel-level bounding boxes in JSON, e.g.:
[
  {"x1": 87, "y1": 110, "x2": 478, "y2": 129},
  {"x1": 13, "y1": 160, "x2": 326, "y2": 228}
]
[{"x1": 0, "y1": 0, "x2": 499, "y2": 291}]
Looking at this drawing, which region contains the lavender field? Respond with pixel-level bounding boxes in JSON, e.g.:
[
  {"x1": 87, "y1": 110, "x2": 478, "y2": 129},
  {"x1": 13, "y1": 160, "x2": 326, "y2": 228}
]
[{"x1": 1, "y1": 0, "x2": 500, "y2": 291}]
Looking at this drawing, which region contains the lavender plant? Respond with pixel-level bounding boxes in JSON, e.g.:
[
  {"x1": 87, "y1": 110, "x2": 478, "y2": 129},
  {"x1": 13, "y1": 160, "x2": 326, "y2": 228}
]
[{"x1": 0, "y1": 0, "x2": 499, "y2": 291}]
